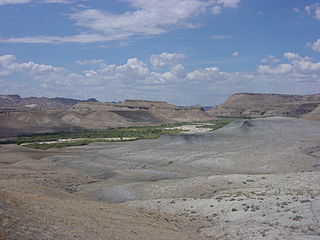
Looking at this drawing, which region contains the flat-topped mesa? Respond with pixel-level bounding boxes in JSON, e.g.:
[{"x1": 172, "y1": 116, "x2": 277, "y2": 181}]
[
  {"x1": 72, "y1": 100, "x2": 207, "y2": 113},
  {"x1": 72, "y1": 100, "x2": 178, "y2": 112},
  {"x1": 122, "y1": 99, "x2": 176, "y2": 109},
  {"x1": 207, "y1": 93, "x2": 320, "y2": 118}
]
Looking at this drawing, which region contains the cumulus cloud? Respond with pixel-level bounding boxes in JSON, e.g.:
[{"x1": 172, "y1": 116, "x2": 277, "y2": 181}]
[
  {"x1": 0, "y1": 0, "x2": 242, "y2": 44},
  {"x1": 307, "y1": 39, "x2": 320, "y2": 52},
  {"x1": 258, "y1": 52, "x2": 320, "y2": 82},
  {"x1": 0, "y1": 54, "x2": 64, "y2": 78},
  {"x1": 0, "y1": 54, "x2": 16, "y2": 66},
  {"x1": 258, "y1": 64, "x2": 292, "y2": 74},
  {"x1": 150, "y1": 52, "x2": 186, "y2": 68},
  {"x1": 305, "y1": 3, "x2": 320, "y2": 20}
]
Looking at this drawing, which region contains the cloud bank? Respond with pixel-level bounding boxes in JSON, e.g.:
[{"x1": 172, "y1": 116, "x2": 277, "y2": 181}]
[{"x1": 1, "y1": 51, "x2": 319, "y2": 105}]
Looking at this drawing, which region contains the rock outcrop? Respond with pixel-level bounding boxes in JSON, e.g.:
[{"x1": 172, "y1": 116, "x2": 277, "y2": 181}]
[{"x1": 207, "y1": 93, "x2": 320, "y2": 119}]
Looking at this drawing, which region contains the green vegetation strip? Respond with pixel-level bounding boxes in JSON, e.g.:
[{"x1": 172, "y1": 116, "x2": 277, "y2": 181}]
[{"x1": 0, "y1": 119, "x2": 239, "y2": 149}]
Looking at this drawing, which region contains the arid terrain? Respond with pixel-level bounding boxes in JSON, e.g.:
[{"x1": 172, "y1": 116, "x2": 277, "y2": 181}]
[
  {"x1": 0, "y1": 95, "x2": 211, "y2": 137},
  {"x1": 207, "y1": 93, "x2": 320, "y2": 119},
  {"x1": 1, "y1": 115, "x2": 320, "y2": 239}
]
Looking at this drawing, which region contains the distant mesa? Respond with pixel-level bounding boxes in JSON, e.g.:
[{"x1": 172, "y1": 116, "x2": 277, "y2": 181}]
[{"x1": 207, "y1": 92, "x2": 320, "y2": 120}]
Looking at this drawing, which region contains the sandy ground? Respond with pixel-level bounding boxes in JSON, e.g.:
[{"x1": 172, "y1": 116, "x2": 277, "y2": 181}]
[
  {"x1": 164, "y1": 124, "x2": 212, "y2": 134},
  {"x1": 1, "y1": 117, "x2": 320, "y2": 239}
]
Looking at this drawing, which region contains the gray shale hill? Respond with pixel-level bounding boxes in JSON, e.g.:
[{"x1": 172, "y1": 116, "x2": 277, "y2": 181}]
[
  {"x1": 0, "y1": 95, "x2": 211, "y2": 137},
  {"x1": 207, "y1": 93, "x2": 320, "y2": 119}
]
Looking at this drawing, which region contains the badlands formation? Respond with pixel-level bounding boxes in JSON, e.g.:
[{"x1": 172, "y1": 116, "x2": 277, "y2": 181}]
[
  {"x1": 0, "y1": 117, "x2": 320, "y2": 239},
  {"x1": 0, "y1": 93, "x2": 320, "y2": 239}
]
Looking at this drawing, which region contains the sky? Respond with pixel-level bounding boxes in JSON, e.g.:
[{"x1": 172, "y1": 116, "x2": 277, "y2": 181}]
[{"x1": 0, "y1": 0, "x2": 320, "y2": 106}]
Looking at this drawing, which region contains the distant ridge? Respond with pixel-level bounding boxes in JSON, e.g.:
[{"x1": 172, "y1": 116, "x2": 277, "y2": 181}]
[
  {"x1": 207, "y1": 93, "x2": 320, "y2": 120},
  {"x1": 0, "y1": 94, "x2": 98, "y2": 110}
]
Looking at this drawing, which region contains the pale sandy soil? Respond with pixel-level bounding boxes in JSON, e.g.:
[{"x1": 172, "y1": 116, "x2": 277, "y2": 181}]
[{"x1": 164, "y1": 124, "x2": 212, "y2": 134}]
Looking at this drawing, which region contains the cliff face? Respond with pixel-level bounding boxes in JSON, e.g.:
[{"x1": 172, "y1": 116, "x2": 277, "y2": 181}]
[{"x1": 207, "y1": 93, "x2": 320, "y2": 119}]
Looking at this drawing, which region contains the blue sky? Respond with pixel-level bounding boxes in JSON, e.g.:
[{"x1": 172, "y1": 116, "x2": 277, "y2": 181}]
[{"x1": 0, "y1": 0, "x2": 319, "y2": 105}]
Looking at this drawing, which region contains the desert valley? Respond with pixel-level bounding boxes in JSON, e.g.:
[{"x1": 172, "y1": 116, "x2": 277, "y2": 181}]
[
  {"x1": 0, "y1": 93, "x2": 320, "y2": 240},
  {"x1": 1, "y1": 1, "x2": 320, "y2": 239}
]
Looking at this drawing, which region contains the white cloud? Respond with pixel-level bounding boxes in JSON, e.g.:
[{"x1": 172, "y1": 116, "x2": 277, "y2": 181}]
[
  {"x1": 0, "y1": 54, "x2": 16, "y2": 66},
  {"x1": 0, "y1": 0, "x2": 30, "y2": 5},
  {"x1": 0, "y1": 54, "x2": 64, "y2": 78},
  {"x1": 232, "y1": 51, "x2": 239, "y2": 56},
  {"x1": 305, "y1": 3, "x2": 320, "y2": 20},
  {"x1": 187, "y1": 67, "x2": 226, "y2": 82},
  {"x1": 11, "y1": 61, "x2": 63, "y2": 75},
  {"x1": 150, "y1": 52, "x2": 186, "y2": 68},
  {"x1": 307, "y1": 39, "x2": 320, "y2": 52},
  {"x1": 261, "y1": 55, "x2": 280, "y2": 63},
  {"x1": 258, "y1": 64, "x2": 292, "y2": 74},
  {"x1": 210, "y1": 35, "x2": 233, "y2": 39},
  {"x1": 0, "y1": 0, "x2": 242, "y2": 44},
  {"x1": 258, "y1": 52, "x2": 320, "y2": 82}
]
